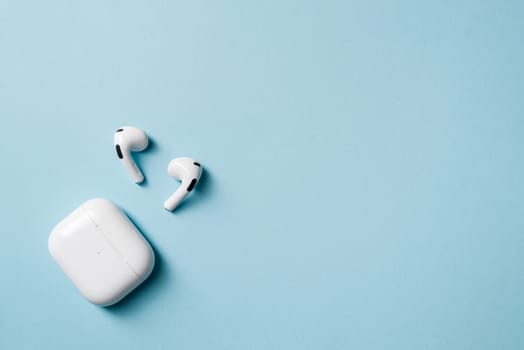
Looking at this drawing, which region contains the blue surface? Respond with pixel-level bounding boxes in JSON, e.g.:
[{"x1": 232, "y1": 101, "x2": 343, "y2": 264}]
[{"x1": 1, "y1": 0, "x2": 523, "y2": 348}]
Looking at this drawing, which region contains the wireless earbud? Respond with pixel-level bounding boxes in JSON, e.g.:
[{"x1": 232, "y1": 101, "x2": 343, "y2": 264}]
[
  {"x1": 114, "y1": 126, "x2": 149, "y2": 184},
  {"x1": 163, "y1": 157, "x2": 202, "y2": 211}
]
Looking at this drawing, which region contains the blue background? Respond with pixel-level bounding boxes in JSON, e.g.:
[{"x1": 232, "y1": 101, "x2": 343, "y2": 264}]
[{"x1": 1, "y1": 0, "x2": 523, "y2": 349}]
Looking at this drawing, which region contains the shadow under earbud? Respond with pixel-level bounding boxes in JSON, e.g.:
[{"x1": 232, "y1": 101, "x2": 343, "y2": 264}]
[
  {"x1": 103, "y1": 211, "x2": 171, "y2": 315},
  {"x1": 173, "y1": 167, "x2": 214, "y2": 214}
]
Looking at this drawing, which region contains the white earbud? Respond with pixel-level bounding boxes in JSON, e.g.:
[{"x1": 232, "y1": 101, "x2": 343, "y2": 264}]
[
  {"x1": 114, "y1": 126, "x2": 149, "y2": 184},
  {"x1": 163, "y1": 157, "x2": 202, "y2": 211}
]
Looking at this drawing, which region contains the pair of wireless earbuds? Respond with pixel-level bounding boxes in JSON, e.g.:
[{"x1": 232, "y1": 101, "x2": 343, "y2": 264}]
[{"x1": 114, "y1": 126, "x2": 202, "y2": 212}]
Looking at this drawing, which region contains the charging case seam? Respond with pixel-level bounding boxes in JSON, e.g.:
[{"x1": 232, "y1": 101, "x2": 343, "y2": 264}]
[{"x1": 81, "y1": 205, "x2": 141, "y2": 278}]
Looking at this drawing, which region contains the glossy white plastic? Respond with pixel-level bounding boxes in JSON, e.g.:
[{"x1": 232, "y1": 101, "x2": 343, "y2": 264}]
[
  {"x1": 114, "y1": 126, "x2": 149, "y2": 184},
  {"x1": 164, "y1": 157, "x2": 202, "y2": 211},
  {"x1": 48, "y1": 198, "x2": 155, "y2": 306}
]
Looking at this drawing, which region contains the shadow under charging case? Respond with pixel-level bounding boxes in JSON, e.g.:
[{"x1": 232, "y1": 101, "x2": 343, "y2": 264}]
[{"x1": 48, "y1": 198, "x2": 155, "y2": 306}]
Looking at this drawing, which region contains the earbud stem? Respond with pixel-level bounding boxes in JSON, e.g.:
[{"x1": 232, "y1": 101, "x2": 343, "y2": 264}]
[
  {"x1": 163, "y1": 181, "x2": 191, "y2": 211},
  {"x1": 120, "y1": 156, "x2": 144, "y2": 184}
]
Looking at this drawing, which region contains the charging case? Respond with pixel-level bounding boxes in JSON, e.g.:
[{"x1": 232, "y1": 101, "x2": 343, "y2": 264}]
[{"x1": 48, "y1": 198, "x2": 155, "y2": 306}]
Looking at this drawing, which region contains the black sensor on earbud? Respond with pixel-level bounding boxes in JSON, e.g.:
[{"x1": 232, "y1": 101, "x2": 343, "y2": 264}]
[{"x1": 115, "y1": 145, "x2": 123, "y2": 159}]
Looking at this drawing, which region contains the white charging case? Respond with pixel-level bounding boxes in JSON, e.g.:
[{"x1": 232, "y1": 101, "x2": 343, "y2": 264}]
[{"x1": 48, "y1": 198, "x2": 155, "y2": 306}]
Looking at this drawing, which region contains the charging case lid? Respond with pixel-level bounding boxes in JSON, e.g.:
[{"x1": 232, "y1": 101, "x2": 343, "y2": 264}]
[{"x1": 48, "y1": 198, "x2": 155, "y2": 306}]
